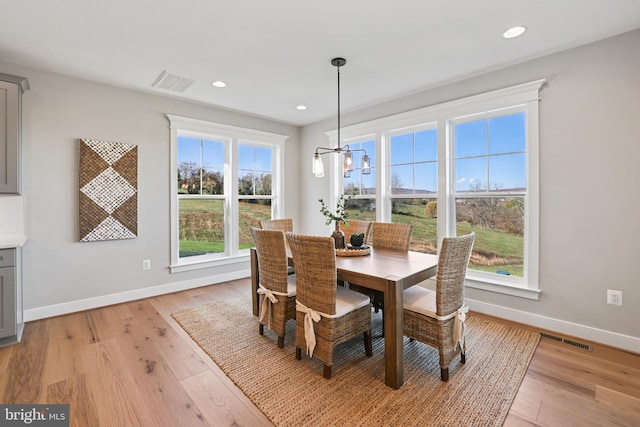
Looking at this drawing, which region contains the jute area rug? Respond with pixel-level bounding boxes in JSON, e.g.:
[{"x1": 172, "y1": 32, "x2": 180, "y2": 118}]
[{"x1": 172, "y1": 296, "x2": 539, "y2": 427}]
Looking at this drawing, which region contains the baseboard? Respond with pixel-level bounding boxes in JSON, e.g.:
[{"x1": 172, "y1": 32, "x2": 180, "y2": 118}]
[
  {"x1": 467, "y1": 298, "x2": 640, "y2": 354},
  {"x1": 25, "y1": 274, "x2": 640, "y2": 354},
  {"x1": 24, "y1": 269, "x2": 251, "y2": 321}
]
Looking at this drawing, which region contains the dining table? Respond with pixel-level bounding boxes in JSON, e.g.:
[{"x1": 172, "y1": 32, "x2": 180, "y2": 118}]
[{"x1": 250, "y1": 245, "x2": 439, "y2": 390}]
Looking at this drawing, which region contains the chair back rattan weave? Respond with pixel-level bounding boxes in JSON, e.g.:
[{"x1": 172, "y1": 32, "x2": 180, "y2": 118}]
[
  {"x1": 285, "y1": 234, "x2": 337, "y2": 316},
  {"x1": 341, "y1": 220, "x2": 372, "y2": 243},
  {"x1": 259, "y1": 218, "x2": 293, "y2": 232},
  {"x1": 435, "y1": 233, "x2": 475, "y2": 316},
  {"x1": 250, "y1": 227, "x2": 289, "y2": 294},
  {"x1": 371, "y1": 222, "x2": 412, "y2": 252}
]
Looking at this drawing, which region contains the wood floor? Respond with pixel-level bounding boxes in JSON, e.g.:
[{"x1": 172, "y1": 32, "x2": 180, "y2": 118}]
[{"x1": 1, "y1": 279, "x2": 638, "y2": 426}]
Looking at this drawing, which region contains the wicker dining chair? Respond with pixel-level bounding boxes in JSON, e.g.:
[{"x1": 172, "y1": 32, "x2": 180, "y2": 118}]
[
  {"x1": 340, "y1": 220, "x2": 372, "y2": 245},
  {"x1": 259, "y1": 218, "x2": 295, "y2": 275},
  {"x1": 250, "y1": 227, "x2": 297, "y2": 348},
  {"x1": 370, "y1": 221, "x2": 412, "y2": 252},
  {"x1": 403, "y1": 232, "x2": 475, "y2": 381},
  {"x1": 349, "y1": 222, "x2": 413, "y2": 335},
  {"x1": 285, "y1": 233, "x2": 373, "y2": 379},
  {"x1": 259, "y1": 218, "x2": 293, "y2": 232}
]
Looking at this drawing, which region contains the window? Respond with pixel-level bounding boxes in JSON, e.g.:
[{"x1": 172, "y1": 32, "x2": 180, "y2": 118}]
[
  {"x1": 328, "y1": 80, "x2": 543, "y2": 299},
  {"x1": 389, "y1": 127, "x2": 438, "y2": 254},
  {"x1": 453, "y1": 111, "x2": 526, "y2": 278},
  {"x1": 177, "y1": 136, "x2": 226, "y2": 256},
  {"x1": 342, "y1": 138, "x2": 376, "y2": 221},
  {"x1": 238, "y1": 144, "x2": 274, "y2": 251},
  {"x1": 169, "y1": 115, "x2": 287, "y2": 273}
]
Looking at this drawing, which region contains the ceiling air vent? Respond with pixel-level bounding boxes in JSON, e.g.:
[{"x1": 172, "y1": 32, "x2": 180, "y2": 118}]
[{"x1": 152, "y1": 70, "x2": 195, "y2": 93}]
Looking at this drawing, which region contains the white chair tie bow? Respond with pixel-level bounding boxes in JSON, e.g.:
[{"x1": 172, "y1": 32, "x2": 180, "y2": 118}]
[
  {"x1": 296, "y1": 300, "x2": 322, "y2": 357},
  {"x1": 452, "y1": 307, "x2": 467, "y2": 351},
  {"x1": 257, "y1": 285, "x2": 279, "y2": 328}
]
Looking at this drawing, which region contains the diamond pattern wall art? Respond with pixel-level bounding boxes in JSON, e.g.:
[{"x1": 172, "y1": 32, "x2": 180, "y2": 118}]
[{"x1": 79, "y1": 139, "x2": 138, "y2": 242}]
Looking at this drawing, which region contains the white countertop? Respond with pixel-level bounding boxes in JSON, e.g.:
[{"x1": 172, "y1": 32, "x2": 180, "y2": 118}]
[{"x1": 0, "y1": 235, "x2": 27, "y2": 248}]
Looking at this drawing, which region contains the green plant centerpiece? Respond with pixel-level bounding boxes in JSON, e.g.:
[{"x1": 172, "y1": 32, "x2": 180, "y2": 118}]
[
  {"x1": 318, "y1": 193, "x2": 352, "y2": 249},
  {"x1": 349, "y1": 232, "x2": 365, "y2": 248}
]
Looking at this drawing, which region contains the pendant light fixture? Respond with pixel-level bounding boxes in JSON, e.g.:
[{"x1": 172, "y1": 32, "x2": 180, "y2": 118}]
[{"x1": 312, "y1": 58, "x2": 371, "y2": 178}]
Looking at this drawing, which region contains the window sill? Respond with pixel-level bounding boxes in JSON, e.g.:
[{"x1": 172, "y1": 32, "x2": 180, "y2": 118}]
[
  {"x1": 170, "y1": 253, "x2": 250, "y2": 273},
  {"x1": 465, "y1": 276, "x2": 541, "y2": 300}
]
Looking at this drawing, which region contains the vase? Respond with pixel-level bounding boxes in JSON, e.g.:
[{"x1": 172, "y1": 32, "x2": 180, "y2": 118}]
[{"x1": 331, "y1": 221, "x2": 345, "y2": 249}]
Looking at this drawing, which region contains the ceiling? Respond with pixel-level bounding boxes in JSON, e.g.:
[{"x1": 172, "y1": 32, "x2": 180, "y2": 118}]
[{"x1": 2, "y1": 1, "x2": 640, "y2": 126}]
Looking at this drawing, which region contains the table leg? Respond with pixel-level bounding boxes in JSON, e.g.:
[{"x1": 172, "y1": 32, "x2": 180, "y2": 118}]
[
  {"x1": 384, "y1": 276, "x2": 404, "y2": 389},
  {"x1": 251, "y1": 248, "x2": 259, "y2": 317}
]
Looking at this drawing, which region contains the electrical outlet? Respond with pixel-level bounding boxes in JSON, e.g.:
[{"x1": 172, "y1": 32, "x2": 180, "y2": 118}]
[
  {"x1": 607, "y1": 289, "x2": 622, "y2": 306},
  {"x1": 142, "y1": 259, "x2": 151, "y2": 270}
]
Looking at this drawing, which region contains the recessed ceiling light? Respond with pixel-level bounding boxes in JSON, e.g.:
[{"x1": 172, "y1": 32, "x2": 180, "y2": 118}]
[
  {"x1": 211, "y1": 80, "x2": 226, "y2": 87},
  {"x1": 296, "y1": 105, "x2": 307, "y2": 111},
  {"x1": 503, "y1": 26, "x2": 526, "y2": 39}
]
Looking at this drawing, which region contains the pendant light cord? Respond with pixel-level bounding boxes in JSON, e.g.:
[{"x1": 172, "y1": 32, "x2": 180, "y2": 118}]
[
  {"x1": 337, "y1": 62, "x2": 341, "y2": 151},
  {"x1": 313, "y1": 57, "x2": 369, "y2": 177}
]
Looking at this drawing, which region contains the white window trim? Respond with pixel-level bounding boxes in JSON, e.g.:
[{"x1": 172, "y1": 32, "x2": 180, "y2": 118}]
[
  {"x1": 325, "y1": 80, "x2": 544, "y2": 299},
  {"x1": 168, "y1": 114, "x2": 288, "y2": 273},
  {"x1": 448, "y1": 104, "x2": 533, "y2": 294}
]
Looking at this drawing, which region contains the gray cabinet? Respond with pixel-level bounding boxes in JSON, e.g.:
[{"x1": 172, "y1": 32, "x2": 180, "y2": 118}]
[
  {"x1": 0, "y1": 248, "x2": 23, "y2": 346},
  {"x1": 0, "y1": 73, "x2": 29, "y2": 194}
]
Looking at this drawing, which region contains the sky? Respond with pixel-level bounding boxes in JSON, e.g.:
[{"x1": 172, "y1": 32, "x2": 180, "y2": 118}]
[
  {"x1": 344, "y1": 112, "x2": 526, "y2": 195},
  {"x1": 179, "y1": 112, "x2": 526, "y2": 196},
  {"x1": 178, "y1": 137, "x2": 272, "y2": 181}
]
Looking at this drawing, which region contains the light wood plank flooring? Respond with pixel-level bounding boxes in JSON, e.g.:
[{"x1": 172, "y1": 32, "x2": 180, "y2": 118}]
[{"x1": 1, "y1": 279, "x2": 638, "y2": 426}]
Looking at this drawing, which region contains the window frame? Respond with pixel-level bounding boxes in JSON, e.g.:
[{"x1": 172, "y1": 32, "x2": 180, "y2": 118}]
[
  {"x1": 387, "y1": 124, "x2": 439, "y2": 198},
  {"x1": 385, "y1": 124, "x2": 440, "y2": 254},
  {"x1": 449, "y1": 106, "x2": 529, "y2": 288},
  {"x1": 326, "y1": 80, "x2": 544, "y2": 299},
  {"x1": 168, "y1": 115, "x2": 287, "y2": 273}
]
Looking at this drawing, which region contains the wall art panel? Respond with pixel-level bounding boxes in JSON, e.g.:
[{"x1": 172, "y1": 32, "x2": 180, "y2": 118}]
[{"x1": 79, "y1": 139, "x2": 138, "y2": 242}]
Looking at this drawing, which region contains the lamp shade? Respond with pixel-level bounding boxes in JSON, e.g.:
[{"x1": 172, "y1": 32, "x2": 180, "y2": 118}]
[
  {"x1": 362, "y1": 154, "x2": 371, "y2": 174},
  {"x1": 344, "y1": 151, "x2": 354, "y2": 172},
  {"x1": 313, "y1": 153, "x2": 324, "y2": 178}
]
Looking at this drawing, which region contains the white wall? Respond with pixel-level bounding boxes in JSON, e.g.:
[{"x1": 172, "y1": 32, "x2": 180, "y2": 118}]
[
  {"x1": 0, "y1": 60, "x2": 300, "y2": 318},
  {"x1": 300, "y1": 29, "x2": 640, "y2": 351}
]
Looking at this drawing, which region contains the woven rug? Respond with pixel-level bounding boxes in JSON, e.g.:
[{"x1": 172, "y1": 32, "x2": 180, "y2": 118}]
[{"x1": 172, "y1": 297, "x2": 539, "y2": 427}]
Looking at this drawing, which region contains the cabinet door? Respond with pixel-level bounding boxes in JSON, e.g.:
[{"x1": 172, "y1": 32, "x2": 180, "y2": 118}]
[
  {"x1": 0, "y1": 266, "x2": 16, "y2": 338},
  {"x1": 0, "y1": 80, "x2": 20, "y2": 194}
]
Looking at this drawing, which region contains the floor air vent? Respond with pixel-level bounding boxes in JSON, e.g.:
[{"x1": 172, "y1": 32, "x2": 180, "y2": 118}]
[{"x1": 540, "y1": 332, "x2": 592, "y2": 351}]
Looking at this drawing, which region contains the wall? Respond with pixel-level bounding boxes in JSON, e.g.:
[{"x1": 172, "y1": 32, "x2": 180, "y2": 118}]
[
  {"x1": 3, "y1": 28, "x2": 638, "y2": 352},
  {"x1": 0, "y1": 60, "x2": 300, "y2": 318},
  {"x1": 300, "y1": 29, "x2": 640, "y2": 351},
  {"x1": 0, "y1": 195, "x2": 23, "y2": 238}
]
